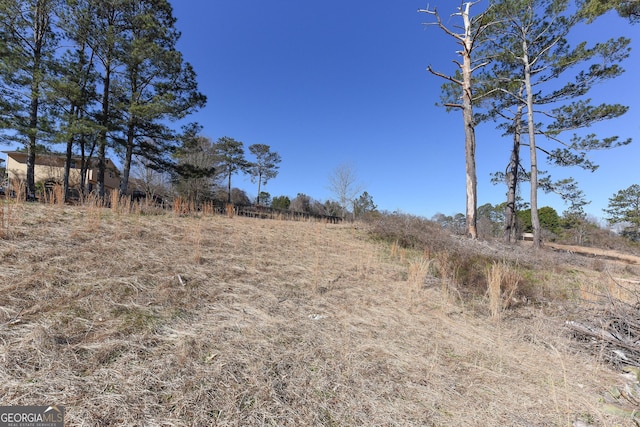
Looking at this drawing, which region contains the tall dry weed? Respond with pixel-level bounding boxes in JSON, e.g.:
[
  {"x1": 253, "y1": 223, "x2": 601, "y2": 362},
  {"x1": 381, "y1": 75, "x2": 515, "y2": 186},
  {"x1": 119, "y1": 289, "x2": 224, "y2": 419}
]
[
  {"x1": 0, "y1": 201, "x2": 12, "y2": 239},
  {"x1": 485, "y1": 261, "x2": 520, "y2": 320},
  {"x1": 202, "y1": 201, "x2": 215, "y2": 216},
  {"x1": 0, "y1": 204, "x2": 631, "y2": 426},
  {"x1": 110, "y1": 190, "x2": 120, "y2": 213},
  {"x1": 84, "y1": 193, "x2": 103, "y2": 231},
  {"x1": 407, "y1": 256, "x2": 433, "y2": 298},
  {"x1": 110, "y1": 191, "x2": 131, "y2": 215},
  {"x1": 11, "y1": 179, "x2": 25, "y2": 202},
  {"x1": 390, "y1": 240, "x2": 406, "y2": 262},
  {"x1": 173, "y1": 197, "x2": 196, "y2": 216},
  {"x1": 172, "y1": 196, "x2": 184, "y2": 216},
  {"x1": 579, "y1": 271, "x2": 638, "y2": 304},
  {"x1": 434, "y1": 250, "x2": 458, "y2": 301},
  {"x1": 192, "y1": 219, "x2": 203, "y2": 264},
  {"x1": 54, "y1": 184, "x2": 64, "y2": 207}
]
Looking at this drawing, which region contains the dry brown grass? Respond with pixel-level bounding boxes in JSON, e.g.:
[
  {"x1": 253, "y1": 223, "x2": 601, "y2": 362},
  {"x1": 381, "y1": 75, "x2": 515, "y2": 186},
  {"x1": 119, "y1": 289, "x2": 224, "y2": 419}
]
[
  {"x1": 486, "y1": 261, "x2": 521, "y2": 321},
  {"x1": 0, "y1": 204, "x2": 637, "y2": 426}
]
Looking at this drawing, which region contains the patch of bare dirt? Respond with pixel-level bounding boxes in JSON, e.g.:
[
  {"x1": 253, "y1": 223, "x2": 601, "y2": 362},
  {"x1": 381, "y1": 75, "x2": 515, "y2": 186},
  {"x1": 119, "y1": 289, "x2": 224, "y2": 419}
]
[{"x1": 546, "y1": 242, "x2": 640, "y2": 265}]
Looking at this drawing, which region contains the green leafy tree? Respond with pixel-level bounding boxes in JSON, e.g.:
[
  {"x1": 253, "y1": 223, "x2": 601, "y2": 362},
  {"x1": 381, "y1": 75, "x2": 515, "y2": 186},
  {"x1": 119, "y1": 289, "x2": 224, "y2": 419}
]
[
  {"x1": 248, "y1": 143, "x2": 281, "y2": 205},
  {"x1": 481, "y1": 0, "x2": 631, "y2": 248},
  {"x1": 172, "y1": 127, "x2": 217, "y2": 204},
  {"x1": 0, "y1": 0, "x2": 59, "y2": 197},
  {"x1": 271, "y1": 195, "x2": 290, "y2": 210},
  {"x1": 517, "y1": 206, "x2": 560, "y2": 236},
  {"x1": 257, "y1": 191, "x2": 271, "y2": 206},
  {"x1": 213, "y1": 136, "x2": 249, "y2": 204},
  {"x1": 432, "y1": 212, "x2": 467, "y2": 235},
  {"x1": 582, "y1": 0, "x2": 640, "y2": 22},
  {"x1": 560, "y1": 209, "x2": 597, "y2": 245},
  {"x1": 353, "y1": 191, "x2": 377, "y2": 219},
  {"x1": 477, "y1": 202, "x2": 505, "y2": 238},
  {"x1": 604, "y1": 184, "x2": 640, "y2": 241}
]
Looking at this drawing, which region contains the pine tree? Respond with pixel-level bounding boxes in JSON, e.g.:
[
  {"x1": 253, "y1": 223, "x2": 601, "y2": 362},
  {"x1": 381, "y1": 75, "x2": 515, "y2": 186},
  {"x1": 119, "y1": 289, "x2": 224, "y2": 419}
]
[
  {"x1": 248, "y1": 144, "x2": 281, "y2": 205},
  {"x1": 604, "y1": 184, "x2": 640, "y2": 241},
  {"x1": 53, "y1": 0, "x2": 101, "y2": 199},
  {"x1": 213, "y1": 137, "x2": 249, "y2": 204},
  {"x1": 116, "y1": 0, "x2": 205, "y2": 196},
  {"x1": 172, "y1": 125, "x2": 218, "y2": 204},
  {"x1": 0, "y1": 0, "x2": 59, "y2": 197},
  {"x1": 481, "y1": 0, "x2": 631, "y2": 248}
]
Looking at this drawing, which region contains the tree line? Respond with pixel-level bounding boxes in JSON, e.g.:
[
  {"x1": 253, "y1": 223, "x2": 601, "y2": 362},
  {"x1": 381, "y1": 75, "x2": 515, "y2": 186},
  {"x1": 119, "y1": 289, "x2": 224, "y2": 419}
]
[
  {"x1": 170, "y1": 132, "x2": 281, "y2": 207},
  {"x1": 422, "y1": 0, "x2": 637, "y2": 248},
  {"x1": 434, "y1": 181, "x2": 640, "y2": 244},
  {"x1": 0, "y1": 0, "x2": 206, "y2": 201}
]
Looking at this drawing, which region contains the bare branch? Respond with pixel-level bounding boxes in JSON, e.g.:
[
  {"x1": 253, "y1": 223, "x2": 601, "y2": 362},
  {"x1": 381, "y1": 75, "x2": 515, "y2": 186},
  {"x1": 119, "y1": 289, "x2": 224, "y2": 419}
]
[{"x1": 427, "y1": 65, "x2": 462, "y2": 85}]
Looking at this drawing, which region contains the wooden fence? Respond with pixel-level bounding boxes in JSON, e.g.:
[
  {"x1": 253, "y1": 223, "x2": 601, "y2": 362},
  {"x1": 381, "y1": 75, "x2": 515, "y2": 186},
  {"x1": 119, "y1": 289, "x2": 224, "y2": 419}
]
[{"x1": 230, "y1": 203, "x2": 343, "y2": 223}]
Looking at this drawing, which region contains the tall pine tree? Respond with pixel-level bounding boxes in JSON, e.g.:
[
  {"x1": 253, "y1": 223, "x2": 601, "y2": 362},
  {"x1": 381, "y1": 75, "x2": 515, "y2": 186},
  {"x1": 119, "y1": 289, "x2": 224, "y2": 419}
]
[
  {"x1": 481, "y1": 0, "x2": 631, "y2": 248},
  {"x1": 0, "y1": 0, "x2": 59, "y2": 197},
  {"x1": 116, "y1": 0, "x2": 205, "y2": 196}
]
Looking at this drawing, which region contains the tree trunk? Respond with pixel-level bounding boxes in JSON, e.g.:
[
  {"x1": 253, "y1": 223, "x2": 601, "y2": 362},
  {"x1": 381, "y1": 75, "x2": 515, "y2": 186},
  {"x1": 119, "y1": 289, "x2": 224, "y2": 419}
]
[
  {"x1": 63, "y1": 136, "x2": 73, "y2": 202},
  {"x1": 504, "y1": 93, "x2": 524, "y2": 243},
  {"x1": 523, "y1": 43, "x2": 541, "y2": 249},
  {"x1": 27, "y1": 79, "x2": 38, "y2": 199},
  {"x1": 63, "y1": 102, "x2": 80, "y2": 203},
  {"x1": 503, "y1": 139, "x2": 519, "y2": 243},
  {"x1": 26, "y1": 0, "x2": 48, "y2": 199},
  {"x1": 120, "y1": 116, "x2": 135, "y2": 197},
  {"x1": 97, "y1": 60, "x2": 111, "y2": 201},
  {"x1": 256, "y1": 172, "x2": 262, "y2": 204},
  {"x1": 79, "y1": 134, "x2": 93, "y2": 198},
  {"x1": 461, "y1": 2, "x2": 478, "y2": 239}
]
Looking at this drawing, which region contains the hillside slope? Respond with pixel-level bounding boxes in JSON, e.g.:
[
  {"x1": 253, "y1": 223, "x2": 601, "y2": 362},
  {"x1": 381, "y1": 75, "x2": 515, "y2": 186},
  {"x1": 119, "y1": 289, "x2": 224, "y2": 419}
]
[{"x1": 0, "y1": 203, "x2": 635, "y2": 426}]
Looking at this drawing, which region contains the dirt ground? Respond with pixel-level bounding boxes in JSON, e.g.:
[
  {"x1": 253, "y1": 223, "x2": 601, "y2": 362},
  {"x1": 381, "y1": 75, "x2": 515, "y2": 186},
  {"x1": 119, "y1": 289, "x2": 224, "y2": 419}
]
[{"x1": 546, "y1": 241, "x2": 640, "y2": 266}]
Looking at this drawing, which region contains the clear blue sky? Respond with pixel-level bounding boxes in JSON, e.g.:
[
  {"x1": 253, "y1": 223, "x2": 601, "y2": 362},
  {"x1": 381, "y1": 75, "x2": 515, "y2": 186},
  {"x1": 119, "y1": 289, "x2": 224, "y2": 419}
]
[
  {"x1": 2, "y1": 1, "x2": 629, "y2": 220},
  {"x1": 167, "y1": 0, "x2": 639, "y2": 221}
]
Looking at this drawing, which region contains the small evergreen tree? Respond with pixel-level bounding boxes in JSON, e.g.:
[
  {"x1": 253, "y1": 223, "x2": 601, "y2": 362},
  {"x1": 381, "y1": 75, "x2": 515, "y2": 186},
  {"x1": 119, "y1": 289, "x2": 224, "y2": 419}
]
[
  {"x1": 604, "y1": 184, "x2": 640, "y2": 241},
  {"x1": 248, "y1": 144, "x2": 281, "y2": 205},
  {"x1": 271, "y1": 195, "x2": 290, "y2": 210},
  {"x1": 353, "y1": 191, "x2": 377, "y2": 219},
  {"x1": 213, "y1": 136, "x2": 249, "y2": 204}
]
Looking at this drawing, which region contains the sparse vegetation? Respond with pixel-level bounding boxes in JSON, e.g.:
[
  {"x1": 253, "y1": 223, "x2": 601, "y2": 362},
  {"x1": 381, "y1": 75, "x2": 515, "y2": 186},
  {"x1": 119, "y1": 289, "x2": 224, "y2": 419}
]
[{"x1": 1, "y1": 203, "x2": 640, "y2": 425}]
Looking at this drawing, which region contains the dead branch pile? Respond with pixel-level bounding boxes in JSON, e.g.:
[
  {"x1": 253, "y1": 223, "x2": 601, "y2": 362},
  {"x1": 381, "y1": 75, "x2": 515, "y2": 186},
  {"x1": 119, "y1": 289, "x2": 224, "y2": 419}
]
[{"x1": 567, "y1": 298, "x2": 640, "y2": 368}]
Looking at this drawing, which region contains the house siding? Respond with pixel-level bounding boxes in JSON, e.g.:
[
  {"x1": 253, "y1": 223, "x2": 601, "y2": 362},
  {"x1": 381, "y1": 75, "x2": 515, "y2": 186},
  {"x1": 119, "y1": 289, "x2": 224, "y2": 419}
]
[{"x1": 3, "y1": 151, "x2": 120, "y2": 192}]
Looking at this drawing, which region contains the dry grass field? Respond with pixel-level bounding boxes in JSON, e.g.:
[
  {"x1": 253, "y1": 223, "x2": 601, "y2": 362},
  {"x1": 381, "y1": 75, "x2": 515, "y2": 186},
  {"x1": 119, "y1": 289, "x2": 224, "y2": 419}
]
[{"x1": 2, "y1": 201, "x2": 640, "y2": 426}]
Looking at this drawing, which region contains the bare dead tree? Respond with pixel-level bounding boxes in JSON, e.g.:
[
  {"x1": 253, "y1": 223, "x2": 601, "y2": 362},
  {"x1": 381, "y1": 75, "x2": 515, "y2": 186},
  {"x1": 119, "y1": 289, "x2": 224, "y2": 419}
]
[
  {"x1": 328, "y1": 163, "x2": 363, "y2": 220},
  {"x1": 419, "y1": 1, "x2": 493, "y2": 239}
]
